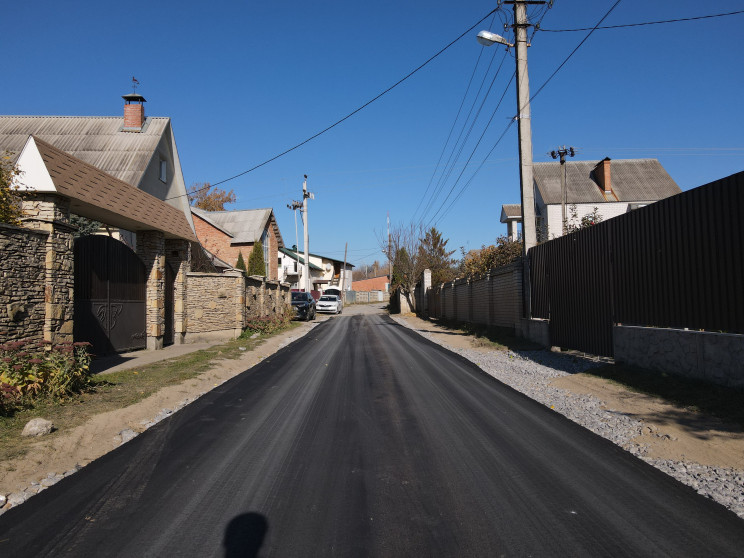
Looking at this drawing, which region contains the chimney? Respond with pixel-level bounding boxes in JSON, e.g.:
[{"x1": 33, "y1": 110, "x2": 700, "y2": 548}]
[
  {"x1": 122, "y1": 93, "x2": 147, "y2": 131},
  {"x1": 593, "y1": 157, "x2": 612, "y2": 194}
]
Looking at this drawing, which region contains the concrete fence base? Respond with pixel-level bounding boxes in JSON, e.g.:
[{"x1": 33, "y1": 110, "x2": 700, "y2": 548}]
[{"x1": 614, "y1": 325, "x2": 744, "y2": 388}]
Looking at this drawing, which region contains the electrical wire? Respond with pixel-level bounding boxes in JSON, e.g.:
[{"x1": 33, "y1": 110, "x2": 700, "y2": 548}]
[
  {"x1": 168, "y1": 7, "x2": 500, "y2": 202},
  {"x1": 435, "y1": 121, "x2": 516, "y2": 225},
  {"x1": 411, "y1": 36, "x2": 489, "y2": 223},
  {"x1": 539, "y1": 9, "x2": 744, "y2": 32},
  {"x1": 419, "y1": 49, "x2": 509, "y2": 225},
  {"x1": 428, "y1": 0, "x2": 625, "y2": 228},
  {"x1": 528, "y1": 0, "x2": 623, "y2": 105},
  {"x1": 425, "y1": 72, "x2": 516, "y2": 228}
]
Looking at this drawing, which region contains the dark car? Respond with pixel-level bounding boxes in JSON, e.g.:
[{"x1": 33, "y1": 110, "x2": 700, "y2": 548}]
[{"x1": 291, "y1": 291, "x2": 316, "y2": 321}]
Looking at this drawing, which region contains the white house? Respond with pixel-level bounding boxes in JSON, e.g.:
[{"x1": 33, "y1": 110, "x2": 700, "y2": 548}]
[
  {"x1": 0, "y1": 93, "x2": 195, "y2": 246},
  {"x1": 279, "y1": 246, "x2": 353, "y2": 292},
  {"x1": 501, "y1": 157, "x2": 682, "y2": 241}
]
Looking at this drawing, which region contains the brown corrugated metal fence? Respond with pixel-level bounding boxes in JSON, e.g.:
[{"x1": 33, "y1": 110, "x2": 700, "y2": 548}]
[{"x1": 529, "y1": 171, "x2": 744, "y2": 357}]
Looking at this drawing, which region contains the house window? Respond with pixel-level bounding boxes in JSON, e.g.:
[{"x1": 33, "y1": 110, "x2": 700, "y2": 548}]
[{"x1": 159, "y1": 159, "x2": 167, "y2": 182}]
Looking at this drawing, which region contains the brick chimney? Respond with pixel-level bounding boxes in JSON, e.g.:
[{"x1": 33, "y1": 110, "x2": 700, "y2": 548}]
[
  {"x1": 122, "y1": 93, "x2": 147, "y2": 131},
  {"x1": 593, "y1": 157, "x2": 612, "y2": 194}
]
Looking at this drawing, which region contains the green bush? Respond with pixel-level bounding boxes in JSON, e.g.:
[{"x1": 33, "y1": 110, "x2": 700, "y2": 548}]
[{"x1": 0, "y1": 339, "x2": 93, "y2": 414}]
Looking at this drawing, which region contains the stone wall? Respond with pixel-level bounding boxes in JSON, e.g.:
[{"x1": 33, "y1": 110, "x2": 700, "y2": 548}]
[
  {"x1": 165, "y1": 239, "x2": 191, "y2": 345},
  {"x1": 185, "y1": 272, "x2": 244, "y2": 341},
  {"x1": 0, "y1": 223, "x2": 47, "y2": 342},
  {"x1": 614, "y1": 325, "x2": 744, "y2": 388},
  {"x1": 246, "y1": 276, "x2": 291, "y2": 319},
  {"x1": 20, "y1": 195, "x2": 75, "y2": 344},
  {"x1": 137, "y1": 231, "x2": 165, "y2": 350}
]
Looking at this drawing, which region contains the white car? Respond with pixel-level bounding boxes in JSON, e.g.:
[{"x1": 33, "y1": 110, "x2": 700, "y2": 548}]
[{"x1": 316, "y1": 294, "x2": 343, "y2": 314}]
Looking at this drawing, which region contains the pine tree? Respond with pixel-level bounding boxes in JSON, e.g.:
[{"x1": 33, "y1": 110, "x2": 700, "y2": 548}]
[
  {"x1": 235, "y1": 251, "x2": 247, "y2": 275},
  {"x1": 247, "y1": 241, "x2": 266, "y2": 276}
]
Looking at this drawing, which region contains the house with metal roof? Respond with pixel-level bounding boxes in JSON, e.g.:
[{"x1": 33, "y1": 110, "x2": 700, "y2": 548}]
[
  {"x1": 0, "y1": 93, "x2": 195, "y2": 246},
  {"x1": 500, "y1": 158, "x2": 681, "y2": 241},
  {"x1": 191, "y1": 207, "x2": 284, "y2": 280}
]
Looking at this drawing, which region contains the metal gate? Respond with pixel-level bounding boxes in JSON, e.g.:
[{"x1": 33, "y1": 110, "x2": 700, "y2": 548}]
[{"x1": 74, "y1": 236, "x2": 147, "y2": 355}]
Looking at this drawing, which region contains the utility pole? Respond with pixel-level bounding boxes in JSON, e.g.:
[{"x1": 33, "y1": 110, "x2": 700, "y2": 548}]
[
  {"x1": 287, "y1": 198, "x2": 302, "y2": 284},
  {"x1": 550, "y1": 146, "x2": 576, "y2": 234},
  {"x1": 302, "y1": 175, "x2": 314, "y2": 293},
  {"x1": 341, "y1": 242, "x2": 348, "y2": 291},
  {"x1": 505, "y1": 0, "x2": 543, "y2": 253}
]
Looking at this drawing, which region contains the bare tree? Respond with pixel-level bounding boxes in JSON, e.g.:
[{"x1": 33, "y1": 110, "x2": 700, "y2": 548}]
[{"x1": 379, "y1": 222, "x2": 426, "y2": 313}]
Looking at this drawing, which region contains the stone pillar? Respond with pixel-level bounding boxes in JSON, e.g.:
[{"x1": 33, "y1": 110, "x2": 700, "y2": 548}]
[
  {"x1": 21, "y1": 195, "x2": 75, "y2": 344},
  {"x1": 165, "y1": 239, "x2": 190, "y2": 345},
  {"x1": 422, "y1": 269, "x2": 431, "y2": 318},
  {"x1": 137, "y1": 231, "x2": 165, "y2": 350}
]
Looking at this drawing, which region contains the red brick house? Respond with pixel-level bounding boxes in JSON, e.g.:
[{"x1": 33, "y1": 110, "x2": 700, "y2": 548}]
[{"x1": 191, "y1": 207, "x2": 284, "y2": 280}]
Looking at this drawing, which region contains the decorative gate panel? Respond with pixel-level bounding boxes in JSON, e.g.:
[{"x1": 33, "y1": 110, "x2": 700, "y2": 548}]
[{"x1": 74, "y1": 236, "x2": 147, "y2": 355}]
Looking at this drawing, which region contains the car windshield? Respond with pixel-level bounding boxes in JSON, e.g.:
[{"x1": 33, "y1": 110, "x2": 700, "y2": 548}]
[
  {"x1": 291, "y1": 292, "x2": 306, "y2": 301},
  {"x1": 319, "y1": 296, "x2": 335, "y2": 302}
]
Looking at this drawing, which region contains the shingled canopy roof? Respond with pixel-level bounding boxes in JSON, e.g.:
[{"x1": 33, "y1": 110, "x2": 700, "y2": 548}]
[{"x1": 15, "y1": 136, "x2": 197, "y2": 241}]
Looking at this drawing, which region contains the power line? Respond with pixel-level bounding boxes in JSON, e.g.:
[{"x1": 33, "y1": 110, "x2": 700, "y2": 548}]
[
  {"x1": 539, "y1": 9, "x2": 744, "y2": 32},
  {"x1": 419, "y1": 50, "x2": 510, "y2": 225},
  {"x1": 426, "y1": 72, "x2": 515, "y2": 228},
  {"x1": 412, "y1": 41, "x2": 488, "y2": 223},
  {"x1": 429, "y1": 0, "x2": 625, "y2": 228},
  {"x1": 528, "y1": 0, "x2": 623, "y2": 104},
  {"x1": 168, "y1": 8, "x2": 501, "y2": 203}
]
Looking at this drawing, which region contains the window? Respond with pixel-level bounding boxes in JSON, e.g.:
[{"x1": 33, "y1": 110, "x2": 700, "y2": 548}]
[{"x1": 159, "y1": 159, "x2": 167, "y2": 182}]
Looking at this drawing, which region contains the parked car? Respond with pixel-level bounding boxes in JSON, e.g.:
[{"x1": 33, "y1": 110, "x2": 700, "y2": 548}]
[
  {"x1": 291, "y1": 291, "x2": 316, "y2": 321},
  {"x1": 317, "y1": 294, "x2": 343, "y2": 314}
]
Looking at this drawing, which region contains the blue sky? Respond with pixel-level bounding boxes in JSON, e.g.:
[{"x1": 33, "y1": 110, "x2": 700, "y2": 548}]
[{"x1": 3, "y1": 1, "x2": 743, "y2": 268}]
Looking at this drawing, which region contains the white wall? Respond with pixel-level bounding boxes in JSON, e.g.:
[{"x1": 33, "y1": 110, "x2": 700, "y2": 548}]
[{"x1": 545, "y1": 202, "x2": 655, "y2": 239}]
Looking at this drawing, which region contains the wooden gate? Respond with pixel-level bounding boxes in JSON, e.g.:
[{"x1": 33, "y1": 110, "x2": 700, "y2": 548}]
[{"x1": 74, "y1": 236, "x2": 147, "y2": 355}]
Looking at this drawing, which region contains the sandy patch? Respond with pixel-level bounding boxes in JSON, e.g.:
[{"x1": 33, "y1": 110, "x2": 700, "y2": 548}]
[{"x1": 551, "y1": 374, "x2": 744, "y2": 469}]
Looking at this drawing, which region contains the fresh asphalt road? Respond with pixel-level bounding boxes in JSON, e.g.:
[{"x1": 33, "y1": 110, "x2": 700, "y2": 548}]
[{"x1": 2, "y1": 307, "x2": 744, "y2": 557}]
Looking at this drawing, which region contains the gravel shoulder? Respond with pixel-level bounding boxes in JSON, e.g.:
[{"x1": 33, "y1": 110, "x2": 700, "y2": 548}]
[{"x1": 392, "y1": 313, "x2": 744, "y2": 519}]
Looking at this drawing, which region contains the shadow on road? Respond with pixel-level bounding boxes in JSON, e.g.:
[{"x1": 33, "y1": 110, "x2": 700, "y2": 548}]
[{"x1": 224, "y1": 512, "x2": 268, "y2": 558}]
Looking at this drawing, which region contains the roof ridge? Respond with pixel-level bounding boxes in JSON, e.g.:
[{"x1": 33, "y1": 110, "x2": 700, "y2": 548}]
[{"x1": 0, "y1": 115, "x2": 169, "y2": 120}]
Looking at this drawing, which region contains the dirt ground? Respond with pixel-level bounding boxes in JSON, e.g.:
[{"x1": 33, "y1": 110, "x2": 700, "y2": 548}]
[{"x1": 395, "y1": 313, "x2": 744, "y2": 470}]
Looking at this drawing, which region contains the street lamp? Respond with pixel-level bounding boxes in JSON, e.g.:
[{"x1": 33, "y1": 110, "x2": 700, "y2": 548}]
[
  {"x1": 476, "y1": 30, "x2": 513, "y2": 48},
  {"x1": 478, "y1": 0, "x2": 542, "y2": 323}
]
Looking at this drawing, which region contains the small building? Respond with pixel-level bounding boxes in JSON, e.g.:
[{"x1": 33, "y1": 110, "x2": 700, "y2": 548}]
[
  {"x1": 191, "y1": 207, "x2": 284, "y2": 280},
  {"x1": 501, "y1": 158, "x2": 681, "y2": 241}
]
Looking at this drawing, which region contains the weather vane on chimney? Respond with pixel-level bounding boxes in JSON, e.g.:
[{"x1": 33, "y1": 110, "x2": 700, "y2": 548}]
[{"x1": 131, "y1": 76, "x2": 140, "y2": 94}]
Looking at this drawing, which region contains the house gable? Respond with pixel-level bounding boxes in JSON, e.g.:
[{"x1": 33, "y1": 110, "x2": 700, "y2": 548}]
[{"x1": 0, "y1": 114, "x2": 195, "y2": 232}]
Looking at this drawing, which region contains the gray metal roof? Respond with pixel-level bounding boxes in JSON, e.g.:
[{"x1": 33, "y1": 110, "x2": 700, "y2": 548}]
[
  {"x1": 0, "y1": 116, "x2": 169, "y2": 187},
  {"x1": 500, "y1": 204, "x2": 522, "y2": 222},
  {"x1": 533, "y1": 159, "x2": 681, "y2": 205},
  {"x1": 191, "y1": 207, "x2": 284, "y2": 247}
]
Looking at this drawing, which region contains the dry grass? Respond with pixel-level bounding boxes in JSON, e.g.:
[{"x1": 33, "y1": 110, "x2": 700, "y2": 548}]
[{"x1": 0, "y1": 324, "x2": 299, "y2": 462}]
